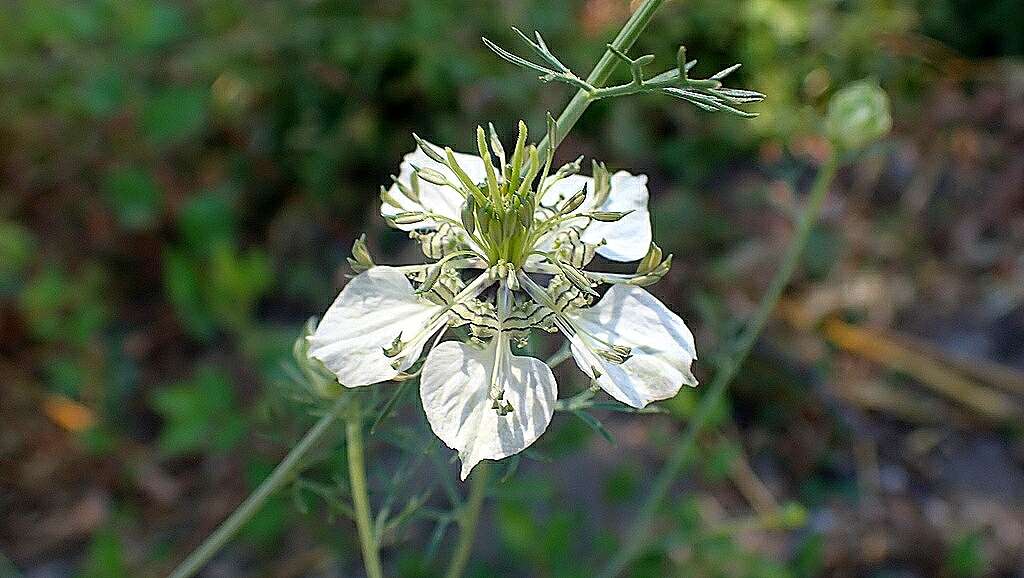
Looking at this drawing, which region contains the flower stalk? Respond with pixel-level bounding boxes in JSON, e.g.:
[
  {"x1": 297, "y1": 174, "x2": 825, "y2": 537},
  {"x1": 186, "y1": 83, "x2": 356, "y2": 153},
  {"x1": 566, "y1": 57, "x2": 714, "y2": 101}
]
[
  {"x1": 167, "y1": 397, "x2": 348, "y2": 578},
  {"x1": 596, "y1": 150, "x2": 840, "y2": 578},
  {"x1": 443, "y1": 462, "x2": 491, "y2": 578},
  {"x1": 346, "y1": 399, "x2": 385, "y2": 578}
]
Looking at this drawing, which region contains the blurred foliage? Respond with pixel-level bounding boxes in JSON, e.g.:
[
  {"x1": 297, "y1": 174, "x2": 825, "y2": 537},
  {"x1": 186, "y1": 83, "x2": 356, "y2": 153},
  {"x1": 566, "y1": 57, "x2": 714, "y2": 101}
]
[
  {"x1": 1, "y1": 0, "x2": 1020, "y2": 576},
  {"x1": 149, "y1": 367, "x2": 246, "y2": 456}
]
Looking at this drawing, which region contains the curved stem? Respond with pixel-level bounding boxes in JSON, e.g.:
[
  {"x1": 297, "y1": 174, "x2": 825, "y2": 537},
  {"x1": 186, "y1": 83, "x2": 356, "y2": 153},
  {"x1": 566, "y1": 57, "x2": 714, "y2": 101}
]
[
  {"x1": 444, "y1": 461, "x2": 491, "y2": 578},
  {"x1": 346, "y1": 404, "x2": 385, "y2": 578},
  {"x1": 168, "y1": 397, "x2": 347, "y2": 578},
  {"x1": 537, "y1": 0, "x2": 671, "y2": 159},
  {"x1": 597, "y1": 151, "x2": 839, "y2": 578}
]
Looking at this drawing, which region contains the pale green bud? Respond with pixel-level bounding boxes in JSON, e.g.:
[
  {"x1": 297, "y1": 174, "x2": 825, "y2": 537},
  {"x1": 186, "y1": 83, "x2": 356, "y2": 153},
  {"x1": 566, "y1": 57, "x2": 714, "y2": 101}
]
[
  {"x1": 413, "y1": 133, "x2": 447, "y2": 164},
  {"x1": 389, "y1": 212, "x2": 427, "y2": 225},
  {"x1": 588, "y1": 210, "x2": 633, "y2": 222},
  {"x1": 461, "y1": 195, "x2": 476, "y2": 235},
  {"x1": 414, "y1": 166, "x2": 450, "y2": 186},
  {"x1": 293, "y1": 318, "x2": 342, "y2": 399},
  {"x1": 826, "y1": 80, "x2": 892, "y2": 153},
  {"x1": 591, "y1": 161, "x2": 612, "y2": 206},
  {"x1": 390, "y1": 174, "x2": 419, "y2": 203},
  {"x1": 517, "y1": 200, "x2": 532, "y2": 228},
  {"x1": 347, "y1": 233, "x2": 375, "y2": 273},
  {"x1": 560, "y1": 187, "x2": 587, "y2": 214},
  {"x1": 415, "y1": 264, "x2": 443, "y2": 294}
]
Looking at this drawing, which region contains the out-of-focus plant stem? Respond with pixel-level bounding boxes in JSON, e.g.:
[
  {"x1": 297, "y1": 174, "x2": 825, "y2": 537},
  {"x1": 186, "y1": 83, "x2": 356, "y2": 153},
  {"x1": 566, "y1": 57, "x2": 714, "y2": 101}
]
[
  {"x1": 597, "y1": 149, "x2": 840, "y2": 578},
  {"x1": 167, "y1": 396, "x2": 348, "y2": 578},
  {"x1": 444, "y1": 462, "x2": 491, "y2": 578},
  {"x1": 346, "y1": 399, "x2": 384, "y2": 578}
]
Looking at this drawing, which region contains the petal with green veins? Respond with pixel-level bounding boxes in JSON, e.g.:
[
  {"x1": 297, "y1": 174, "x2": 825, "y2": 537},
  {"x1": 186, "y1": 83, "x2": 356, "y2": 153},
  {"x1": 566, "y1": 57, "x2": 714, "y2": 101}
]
[
  {"x1": 567, "y1": 285, "x2": 697, "y2": 408},
  {"x1": 308, "y1": 267, "x2": 443, "y2": 386},
  {"x1": 420, "y1": 338, "x2": 557, "y2": 480}
]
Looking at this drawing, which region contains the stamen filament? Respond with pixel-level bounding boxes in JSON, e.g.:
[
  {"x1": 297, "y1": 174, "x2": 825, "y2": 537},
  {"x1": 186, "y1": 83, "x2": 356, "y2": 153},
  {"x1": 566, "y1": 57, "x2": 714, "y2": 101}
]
[{"x1": 387, "y1": 272, "x2": 496, "y2": 362}]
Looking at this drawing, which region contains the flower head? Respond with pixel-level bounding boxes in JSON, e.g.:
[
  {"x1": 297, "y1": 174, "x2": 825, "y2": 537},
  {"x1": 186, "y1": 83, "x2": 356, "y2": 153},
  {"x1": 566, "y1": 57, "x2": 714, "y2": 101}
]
[{"x1": 310, "y1": 123, "x2": 696, "y2": 479}]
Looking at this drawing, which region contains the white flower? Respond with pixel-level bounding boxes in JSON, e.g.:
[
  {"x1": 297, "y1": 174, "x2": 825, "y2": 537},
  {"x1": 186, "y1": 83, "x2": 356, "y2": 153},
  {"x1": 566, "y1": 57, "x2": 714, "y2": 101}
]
[{"x1": 311, "y1": 123, "x2": 696, "y2": 479}]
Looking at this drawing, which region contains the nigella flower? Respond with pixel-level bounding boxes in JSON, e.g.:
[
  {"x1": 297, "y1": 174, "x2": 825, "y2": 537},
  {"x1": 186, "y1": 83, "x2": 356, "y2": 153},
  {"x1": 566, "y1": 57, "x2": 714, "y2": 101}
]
[{"x1": 309, "y1": 122, "x2": 697, "y2": 479}]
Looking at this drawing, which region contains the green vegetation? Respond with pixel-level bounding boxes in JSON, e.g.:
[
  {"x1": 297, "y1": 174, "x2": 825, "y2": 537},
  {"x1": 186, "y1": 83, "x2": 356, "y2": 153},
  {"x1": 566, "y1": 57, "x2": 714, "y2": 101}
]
[{"x1": 2, "y1": 0, "x2": 1020, "y2": 576}]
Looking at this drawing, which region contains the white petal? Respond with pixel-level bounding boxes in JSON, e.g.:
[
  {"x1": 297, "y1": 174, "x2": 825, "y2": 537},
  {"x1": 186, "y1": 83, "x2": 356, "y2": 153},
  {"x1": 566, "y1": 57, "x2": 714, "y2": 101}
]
[
  {"x1": 308, "y1": 267, "x2": 443, "y2": 386},
  {"x1": 420, "y1": 339, "x2": 557, "y2": 480},
  {"x1": 568, "y1": 285, "x2": 697, "y2": 408},
  {"x1": 537, "y1": 171, "x2": 652, "y2": 262},
  {"x1": 381, "y1": 143, "x2": 487, "y2": 231},
  {"x1": 582, "y1": 171, "x2": 652, "y2": 262}
]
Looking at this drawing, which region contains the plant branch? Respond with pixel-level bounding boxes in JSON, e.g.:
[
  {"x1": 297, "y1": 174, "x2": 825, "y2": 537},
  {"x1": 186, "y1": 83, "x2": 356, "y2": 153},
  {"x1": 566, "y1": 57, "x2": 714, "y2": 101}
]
[
  {"x1": 168, "y1": 397, "x2": 348, "y2": 578},
  {"x1": 347, "y1": 402, "x2": 385, "y2": 578},
  {"x1": 596, "y1": 150, "x2": 839, "y2": 578},
  {"x1": 537, "y1": 0, "x2": 671, "y2": 159},
  {"x1": 444, "y1": 462, "x2": 491, "y2": 578}
]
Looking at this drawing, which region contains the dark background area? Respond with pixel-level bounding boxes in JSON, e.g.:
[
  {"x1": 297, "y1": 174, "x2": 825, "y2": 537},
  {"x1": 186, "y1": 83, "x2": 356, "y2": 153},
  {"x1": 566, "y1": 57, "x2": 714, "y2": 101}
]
[{"x1": 2, "y1": 0, "x2": 1023, "y2": 576}]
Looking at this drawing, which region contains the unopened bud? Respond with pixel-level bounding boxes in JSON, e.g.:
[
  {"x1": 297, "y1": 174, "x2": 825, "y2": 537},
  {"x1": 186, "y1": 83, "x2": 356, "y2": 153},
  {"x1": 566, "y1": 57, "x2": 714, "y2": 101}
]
[
  {"x1": 588, "y1": 210, "x2": 632, "y2": 222},
  {"x1": 347, "y1": 233, "x2": 376, "y2": 273},
  {"x1": 390, "y1": 212, "x2": 427, "y2": 225},
  {"x1": 591, "y1": 161, "x2": 611, "y2": 206},
  {"x1": 383, "y1": 334, "x2": 404, "y2": 357},
  {"x1": 560, "y1": 187, "x2": 587, "y2": 214},
  {"x1": 390, "y1": 175, "x2": 419, "y2": 203},
  {"x1": 826, "y1": 80, "x2": 892, "y2": 153},
  {"x1": 461, "y1": 195, "x2": 476, "y2": 235},
  {"x1": 488, "y1": 213, "x2": 503, "y2": 242},
  {"x1": 517, "y1": 201, "x2": 532, "y2": 228},
  {"x1": 415, "y1": 264, "x2": 443, "y2": 294},
  {"x1": 413, "y1": 133, "x2": 447, "y2": 164},
  {"x1": 559, "y1": 262, "x2": 599, "y2": 297},
  {"x1": 414, "y1": 166, "x2": 450, "y2": 186}
]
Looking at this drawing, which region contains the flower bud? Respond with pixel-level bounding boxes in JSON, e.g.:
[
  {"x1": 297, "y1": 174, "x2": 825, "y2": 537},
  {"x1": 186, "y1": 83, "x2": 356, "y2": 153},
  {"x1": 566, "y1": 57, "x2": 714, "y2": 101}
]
[
  {"x1": 461, "y1": 195, "x2": 476, "y2": 235},
  {"x1": 390, "y1": 212, "x2": 427, "y2": 225},
  {"x1": 390, "y1": 174, "x2": 419, "y2": 203},
  {"x1": 415, "y1": 264, "x2": 443, "y2": 294},
  {"x1": 413, "y1": 133, "x2": 447, "y2": 164},
  {"x1": 826, "y1": 80, "x2": 892, "y2": 153},
  {"x1": 517, "y1": 200, "x2": 532, "y2": 228},
  {"x1": 588, "y1": 210, "x2": 632, "y2": 222},
  {"x1": 591, "y1": 161, "x2": 611, "y2": 206},
  {"x1": 414, "y1": 167, "x2": 450, "y2": 186},
  {"x1": 347, "y1": 233, "x2": 375, "y2": 273},
  {"x1": 487, "y1": 211, "x2": 503, "y2": 241},
  {"x1": 293, "y1": 318, "x2": 342, "y2": 399},
  {"x1": 560, "y1": 187, "x2": 587, "y2": 214}
]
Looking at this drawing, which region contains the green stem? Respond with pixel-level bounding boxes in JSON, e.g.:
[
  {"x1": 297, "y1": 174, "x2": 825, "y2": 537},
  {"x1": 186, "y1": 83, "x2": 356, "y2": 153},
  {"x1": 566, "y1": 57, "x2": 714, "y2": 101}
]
[
  {"x1": 537, "y1": 0, "x2": 670, "y2": 160},
  {"x1": 168, "y1": 397, "x2": 347, "y2": 578},
  {"x1": 597, "y1": 151, "x2": 839, "y2": 578},
  {"x1": 444, "y1": 462, "x2": 491, "y2": 578},
  {"x1": 347, "y1": 404, "x2": 385, "y2": 578}
]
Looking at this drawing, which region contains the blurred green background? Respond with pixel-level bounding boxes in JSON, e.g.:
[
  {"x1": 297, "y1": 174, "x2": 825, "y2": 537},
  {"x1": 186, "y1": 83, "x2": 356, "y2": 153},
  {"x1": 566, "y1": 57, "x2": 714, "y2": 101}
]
[{"x1": 2, "y1": 0, "x2": 1023, "y2": 576}]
